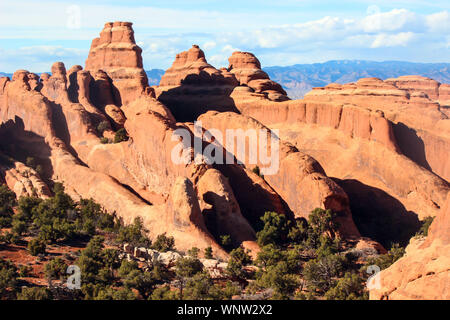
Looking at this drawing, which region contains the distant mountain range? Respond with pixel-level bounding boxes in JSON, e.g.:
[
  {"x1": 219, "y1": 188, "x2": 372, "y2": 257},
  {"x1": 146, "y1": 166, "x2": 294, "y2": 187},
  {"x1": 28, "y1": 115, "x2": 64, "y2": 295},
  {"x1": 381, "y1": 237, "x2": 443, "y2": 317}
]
[
  {"x1": 264, "y1": 60, "x2": 450, "y2": 99},
  {"x1": 3, "y1": 61, "x2": 449, "y2": 99}
]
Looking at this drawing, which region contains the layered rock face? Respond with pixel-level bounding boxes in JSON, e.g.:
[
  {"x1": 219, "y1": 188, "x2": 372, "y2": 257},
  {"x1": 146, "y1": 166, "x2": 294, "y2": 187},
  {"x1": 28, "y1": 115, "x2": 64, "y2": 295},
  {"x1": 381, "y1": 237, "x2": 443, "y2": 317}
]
[
  {"x1": 228, "y1": 51, "x2": 289, "y2": 101},
  {"x1": 304, "y1": 77, "x2": 450, "y2": 182},
  {"x1": 156, "y1": 45, "x2": 239, "y2": 121},
  {"x1": 1, "y1": 22, "x2": 448, "y2": 295},
  {"x1": 85, "y1": 22, "x2": 153, "y2": 106},
  {"x1": 0, "y1": 67, "x2": 234, "y2": 259},
  {"x1": 227, "y1": 76, "x2": 449, "y2": 247},
  {"x1": 156, "y1": 46, "x2": 289, "y2": 121},
  {"x1": 197, "y1": 111, "x2": 361, "y2": 239}
]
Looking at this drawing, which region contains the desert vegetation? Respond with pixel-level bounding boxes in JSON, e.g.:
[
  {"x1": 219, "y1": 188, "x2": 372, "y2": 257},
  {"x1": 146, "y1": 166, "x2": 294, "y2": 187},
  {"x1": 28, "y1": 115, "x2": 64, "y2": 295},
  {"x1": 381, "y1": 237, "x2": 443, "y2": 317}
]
[{"x1": 0, "y1": 184, "x2": 408, "y2": 300}]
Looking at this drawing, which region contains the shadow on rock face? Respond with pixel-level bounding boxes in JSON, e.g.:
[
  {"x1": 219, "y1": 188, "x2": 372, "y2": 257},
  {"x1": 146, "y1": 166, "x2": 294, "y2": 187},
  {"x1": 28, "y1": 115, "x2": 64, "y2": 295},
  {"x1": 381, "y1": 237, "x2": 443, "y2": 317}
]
[
  {"x1": 158, "y1": 71, "x2": 240, "y2": 122},
  {"x1": 0, "y1": 118, "x2": 54, "y2": 182},
  {"x1": 333, "y1": 178, "x2": 421, "y2": 248},
  {"x1": 214, "y1": 164, "x2": 293, "y2": 230},
  {"x1": 392, "y1": 122, "x2": 432, "y2": 172}
]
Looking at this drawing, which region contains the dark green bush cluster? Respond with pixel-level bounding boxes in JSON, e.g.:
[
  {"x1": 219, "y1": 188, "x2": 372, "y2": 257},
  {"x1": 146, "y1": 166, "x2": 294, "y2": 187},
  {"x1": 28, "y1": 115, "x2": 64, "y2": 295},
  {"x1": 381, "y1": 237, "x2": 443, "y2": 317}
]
[
  {"x1": 0, "y1": 258, "x2": 18, "y2": 298},
  {"x1": 0, "y1": 185, "x2": 17, "y2": 228},
  {"x1": 364, "y1": 243, "x2": 405, "y2": 271},
  {"x1": 10, "y1": 184, "x2": 117, "y2": 246},
  {"x1": 250, "y1": 209, "x2": 369, "y2": 300},
  {"x1": 175, "y1": 248, "x2": 239, "y2": 300},
  {"x1": 116, "y1": 217, "x2": 151, "y2": 247},
  {"x1": 114, "y1": 128, "x2": 129, "y2": 143},
  {"x1": 25, "y1": 157, "x2": 44, "y2": 177}
]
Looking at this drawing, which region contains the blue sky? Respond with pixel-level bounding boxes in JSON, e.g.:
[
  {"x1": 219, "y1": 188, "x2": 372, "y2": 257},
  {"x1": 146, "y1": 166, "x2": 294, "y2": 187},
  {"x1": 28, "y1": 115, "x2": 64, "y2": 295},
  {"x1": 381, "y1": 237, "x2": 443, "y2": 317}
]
[{"x1": 0, "y1": 0, "x2": 449, "y2": 72}]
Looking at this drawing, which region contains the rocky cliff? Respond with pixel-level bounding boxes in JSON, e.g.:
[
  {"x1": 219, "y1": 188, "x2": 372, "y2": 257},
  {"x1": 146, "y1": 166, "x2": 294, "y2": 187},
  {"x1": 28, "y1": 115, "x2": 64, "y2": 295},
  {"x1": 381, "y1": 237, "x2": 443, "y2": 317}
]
[{"x1": 0, "y1": 22, "x2": 448, "y2": 298}]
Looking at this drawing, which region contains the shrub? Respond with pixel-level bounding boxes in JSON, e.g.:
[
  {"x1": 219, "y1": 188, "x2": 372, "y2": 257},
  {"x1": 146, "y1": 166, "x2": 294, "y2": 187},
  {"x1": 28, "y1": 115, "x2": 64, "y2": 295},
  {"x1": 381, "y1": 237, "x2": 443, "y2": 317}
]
[
  {"x1": 17, "y1": 287, "x2": 52, "y2": 300},
  {"x1": 315, "y1": 235, "x2": 340, "y2": 258},
  {"x1": 187, "y1": 247, "x2": 200, "y2": 258},
  {"x1": 0, "y1": 185, "x2": 16, "y2": 218},
  {"x1": 45, "y1": 257, "x2": 67, "y2": 281},
  {"x1": 0, "y1": 216, "x2": 12, "y2": 228},
  {"x1": 94, "y1": 286, "x2": 136, "y2": 300},
  {"x1": 151, "y1": 233, "x2": 175, "y2": 252},
  {"x1": 254, "y1": 261, "x2": 299, "y2": 299},
  {"x1": 150, "y1": 285, "x2": 179, "y2": 300},
  {"x1": 364, "y1": 243, "x2": 405, "y2": 270},
  {"x1": 0, "y1": 231, "x2": 21, "y2": 245},
  {"x1": 220, "y1": 234, "x2": 232, "y2": 250},
  {"x1": 27, "y1": 239, "x2": 46, "y2": 256},
  {"x1": 256, "y1": 244, "x2": 300, "y2": 273},
  {"x1": 76, "y1": 236, "x2": 107, "y2": 284},
  {"x1": 256, "y1": 211, "x2": 291, "y2": 246},
  {"x1": 175, "y1": 256, "x2": 204, "y2": 279},
  {"x1": 32, "y1": 187, "x2": 77, "y2": 242},
  {"x1": 17, "y1": 196, "x2": 42, "y2": 222},
  {"x1": 184, "y1": 272, "x2": 222, "y2": 300},
  {"x1": 118, "y1": 259, "x2": 139, "y2": 278},
  {"x1": 100, "y1": 137, "x2": 110, "y2": 144},
  {"x1": 123, "y1": 269, "x2": 160, "y2": 299},
  {"x1": 114, "y1": 128, "x2": 129, "y2": 143},
  {"x1": 11, "y1": 218, "x2": 28, "y2": 236},
  {"x1": 18, "y1": 265, "x2": 33, "y2": 277},
  {"x1": 97, "y1": 121, "x2": 110, "y2": 135},
  {"x1": 226, "y1": 247, "x2": 252, "y2": 278},
  {"x1": 416, "y1": 216, "x2": 435, "y2": 237},
  {"x1": 76, "y1": 198, "x2": 116, "y2": 236},
  {"x1": 325, "y1": 272, "x2": 368, "y2": 300},
  {"x1": 116, "y1": 217, "x2": 151, "y2": 247},
  {"x1": 0, "y1": 259, "x2": 18, "y2": 296},
  {"x1": 308, "y1": 208, "x2": 338, "y2": 238},
  {"x1": 204, "y1": 246, "x2": 213, "y2": 259},
  {"x1": 288, "y1": 219, "x2": 308, "y2": 244},
  {"x1": 303, "y1": 254, "x2": 346, "y2": 292}
]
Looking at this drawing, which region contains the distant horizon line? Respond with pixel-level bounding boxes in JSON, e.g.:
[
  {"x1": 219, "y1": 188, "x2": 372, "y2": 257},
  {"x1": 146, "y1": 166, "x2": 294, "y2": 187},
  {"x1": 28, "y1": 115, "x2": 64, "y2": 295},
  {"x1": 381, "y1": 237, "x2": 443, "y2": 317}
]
[{"x1": 1, "y1": 59, "x2": 450, "y2": 75}]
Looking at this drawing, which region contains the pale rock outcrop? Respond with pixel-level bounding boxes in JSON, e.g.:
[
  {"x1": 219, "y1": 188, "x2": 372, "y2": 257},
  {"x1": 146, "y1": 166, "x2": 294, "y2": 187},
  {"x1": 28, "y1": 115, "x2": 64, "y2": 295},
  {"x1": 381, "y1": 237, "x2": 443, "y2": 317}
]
[{"x1": 0, "y1": 161, "x2": 51, "y2": 199}]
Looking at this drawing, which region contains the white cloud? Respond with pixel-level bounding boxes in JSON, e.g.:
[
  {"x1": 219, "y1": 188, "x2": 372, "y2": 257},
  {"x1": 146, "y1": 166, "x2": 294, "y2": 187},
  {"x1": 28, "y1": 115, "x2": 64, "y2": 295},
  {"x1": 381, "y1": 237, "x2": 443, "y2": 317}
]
[
  {"x1": 370, "y1": 32, "x2": 415, "y2": 48},
  {"x1": 203, "y1": 41, "x2": 217, "y2": 50},
  {"x1": 361, "y1": 9, "x2": 420, "y2": 33},
  {"x1": 426, "y1": 11, "x2": 450, "y2": 33},
  {"x1": 0, "y1": 5, "x2": 448, "y2": 71},
  {"x1": 0, "y1": 46, "x2": 87, "y2": 72}
]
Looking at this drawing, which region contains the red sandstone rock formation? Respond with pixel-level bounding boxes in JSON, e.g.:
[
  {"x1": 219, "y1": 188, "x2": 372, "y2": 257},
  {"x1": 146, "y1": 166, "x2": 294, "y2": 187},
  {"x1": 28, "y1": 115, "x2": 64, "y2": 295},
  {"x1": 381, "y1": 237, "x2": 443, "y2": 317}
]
[
  {"x1": 159, "y1": 45, "x2": 237, "y2": 87},
  {"x1": 304, "y1": 77, "x2": 450, "y2": 182},
  {"x1": 85, "y1": 22, "x2": 154, "y2": 106},
  {"x1": 156, "y1": 45, "x2": 239, "y2": 121},
  {"x1": 197, "y1": 111, "x2": 361, "y2": 239},
  {"x1": 1, "y1": 23, "x2": 448, "y2": 296},
  {"x1": 370, "y1": 192, "x2": 450, "y2": 300},
  {"x1": 0, "y1": 67, "x2": 230, "y2": 258},
  {"x1": 229, "y1": 75, "x2": 449, "y2": 247},
  {"x1": 228, "y1": 51, "x2": 289, "y2": 101}
]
